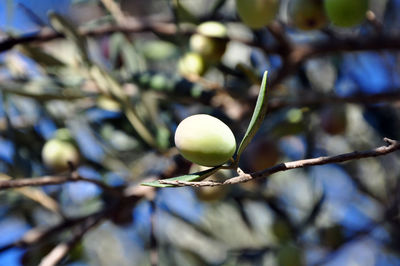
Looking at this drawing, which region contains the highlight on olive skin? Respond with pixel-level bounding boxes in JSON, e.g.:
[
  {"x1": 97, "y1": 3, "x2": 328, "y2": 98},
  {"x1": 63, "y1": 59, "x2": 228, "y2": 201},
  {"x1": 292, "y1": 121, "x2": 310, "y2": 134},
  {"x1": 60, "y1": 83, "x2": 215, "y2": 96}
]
[
  {"x1": 174, "y1": 114, "x2": 236, "y2": 167},
  {"x1": 288, "y1": 0, "x2": 327, "y2": 30},
  {"x1": 235, "y1": 0, "x2": 280, "y2": 29},
  {"x1": 324, "y1": 0, "x2": 369, "y2": 27}
]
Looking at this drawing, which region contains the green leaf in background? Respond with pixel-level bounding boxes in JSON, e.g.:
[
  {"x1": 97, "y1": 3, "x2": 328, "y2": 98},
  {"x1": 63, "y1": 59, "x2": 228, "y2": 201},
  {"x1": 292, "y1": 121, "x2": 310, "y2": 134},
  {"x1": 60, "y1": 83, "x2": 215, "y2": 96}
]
[
  {"x1": 141, "y1": 165, "x2": 223, "y2": 188},
  {"x1": 173, "y1": 0, "x2": 198, "y2": 23},
  {"x1": 108, "y1": 33, "x2": 125, "y2": 66},
  {"x1": 140, "y1": 40, "x2": 178, "y2": 61},
  {"x1": 236, "y1": 71, "x2": 269, "y2": 162},
  {"x1": 48, "y1": 12, "x2": 90, "y2": 64},
  {"x1": 18, "y1": 45, "x2": 65, "y2": 68}
]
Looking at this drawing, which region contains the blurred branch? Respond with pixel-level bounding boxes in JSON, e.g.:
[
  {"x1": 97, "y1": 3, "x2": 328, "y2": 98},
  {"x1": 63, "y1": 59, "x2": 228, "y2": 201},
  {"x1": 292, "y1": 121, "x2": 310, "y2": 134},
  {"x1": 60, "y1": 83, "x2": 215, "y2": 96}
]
[
  {"x1": 1, "y1": 19, "x2": 400, "y2": 58},
  {"x1": 0, "y1": 184, "x2": 149, "y2": 255},
  {"x1": 0, "y1": 208, "x2": 107, "y2": 253},
  {"x1": 0, "y1": 21, "x2": 178, "y2": 53},
  {"x1": 100, "y1": 0, "x2": 129, "y2": 27},
  {"x1": 158, "y1": 138, "x2": 400, "y2": 187},
  {"x1": 267, "y1": 21, "x2": 292, "y2": 56},
  {"x1": 262, "y1": 33, "x2": 400, "y2": 101},
  {"x1": 38, "y1": 212, "x2": 104, "y2": 266},
  {"x1": 0, "y1": 85, "x2": 86, "y2": 101},
  {"x1": 0, "y1": 171, "x2": 121, "y2": 196},
  {"x1": 268, "y1": 91, "x2": 400, "y2": 111},
  {"x1": 15, "y1": 187, "x2": 62, "y2": 214}
]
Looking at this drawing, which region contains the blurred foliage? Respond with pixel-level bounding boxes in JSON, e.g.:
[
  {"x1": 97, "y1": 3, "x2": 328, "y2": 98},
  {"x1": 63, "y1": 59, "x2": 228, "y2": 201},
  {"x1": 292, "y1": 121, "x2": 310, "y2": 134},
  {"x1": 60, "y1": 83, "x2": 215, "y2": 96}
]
[{"x1": 0, "y1": 0, "x2": 400, "y2": 265}]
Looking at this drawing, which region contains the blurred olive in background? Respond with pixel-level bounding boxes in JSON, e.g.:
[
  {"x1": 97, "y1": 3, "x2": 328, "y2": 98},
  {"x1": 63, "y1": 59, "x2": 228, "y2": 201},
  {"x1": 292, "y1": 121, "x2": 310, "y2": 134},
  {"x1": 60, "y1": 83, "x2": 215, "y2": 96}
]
[
  {"x1": 241, "y1": 137, "x2": 281, "y2": 172},
  {"x1": 190, "y1": 21, "x2": 228, "y2": 63},
  {"x1": 190, "y1": 164, "x2": 231, "y2": 202},
  {"x1": 235, "y1": 0, "x2": 280, "y2": 29},
  {"x1": 324, "y1": 0, "x2": 369, "y2": 27},
  {"x1": 288, "y1": 0, "x2": 327, "y2": 30},
  {"x1": 42, "y1": 128, "x2": 80, "y2": 172},
  {"x1": 178, "y1": 52, "x2": 208, "y2": 77},
  {"x1": 320, "y1": 106, "x2": 347, "y2": 135}
]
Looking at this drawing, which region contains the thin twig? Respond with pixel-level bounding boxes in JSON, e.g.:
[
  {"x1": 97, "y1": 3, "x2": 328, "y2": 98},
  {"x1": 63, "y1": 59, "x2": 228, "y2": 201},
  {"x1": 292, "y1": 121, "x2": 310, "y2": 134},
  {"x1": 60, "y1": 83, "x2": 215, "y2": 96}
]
[
  {"x1": 267, "y1": 21, "x2": 292, "y2": 55},
  {"x1": 0, "y1": 209, "x2": 106, "y2": 253},
  {"x1": 38, "y1": 211, "x2": 104, "y2": 266},
  {"x1": 1, "y1": 19, "x2": 399, "y2": 57},
  {"x1": 0, "y1": 171, "x2": 121, "y2": 196},
  {"x1": 0, "y1": 184, "x2": 149, "y2": 254},
  {"x1": 159, "y1": 138, "x2": 400, "y2": 187}
]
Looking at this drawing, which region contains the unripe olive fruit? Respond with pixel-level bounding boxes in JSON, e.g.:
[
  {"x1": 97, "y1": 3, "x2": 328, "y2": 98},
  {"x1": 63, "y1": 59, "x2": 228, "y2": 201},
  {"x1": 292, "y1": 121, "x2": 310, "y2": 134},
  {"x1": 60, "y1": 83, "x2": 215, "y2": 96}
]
[
  {"x1": 235, "y1": 0, "x2": 280, "y2": 29},
  {"x1": 288, "y1": 0, "x2": 327, "y2": 30},
  {"x1": 190, "y1": 164, "x2": 230, "y2": 202},
  {"x1": 174, "y1": 114, "x2": 236, "y2": 167},
  {"x1": 272, "y1": 219, "x2": 293, "y2": 243},
  {"x1": 178, "y1": 52, "x2": 207, "y2": 77},
  {"x1": 324, "y1": 0, "x2": 368, "y2": 27},
  {"x1": 189, "y1": 22, "x2": 228, "y2": 62},
  {"x1": 320, "y1": 106, "x2": 347, "y2": 135},
  {"x1": 277, "y1": 244, "x2": 304, "y2": 266},
  {"x1": 242, "y1": 138, "x2": 280, "y2": 172},
  {"x1": 42, "y1": 129, "x2": 80, "y2": 171}
]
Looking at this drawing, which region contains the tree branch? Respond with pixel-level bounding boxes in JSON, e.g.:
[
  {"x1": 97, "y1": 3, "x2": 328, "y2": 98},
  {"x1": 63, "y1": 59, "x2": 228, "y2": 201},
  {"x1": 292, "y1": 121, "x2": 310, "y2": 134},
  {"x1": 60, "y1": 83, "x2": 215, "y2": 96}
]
[
  {"x1": 0, "y1": 171, "x2": 121, "y2": 196},
  {"x1": 1, "y1": 18, "x2": 399, "y2": 58},
  {"x1": 38, "y1": 212, "x2": 104, "y2": 266},
  {"x1": 0, "y1": 183, "x2": 149, "y2": 255},
  {"x1": 158, "y1": 138, "x2": 400, "y2": 187},
  {"x1": 0, "y1": 208, "x2": 107, "y2": 253},
  {"x1": 268, "y1": 91, "x2": 400, "y2": 111}
]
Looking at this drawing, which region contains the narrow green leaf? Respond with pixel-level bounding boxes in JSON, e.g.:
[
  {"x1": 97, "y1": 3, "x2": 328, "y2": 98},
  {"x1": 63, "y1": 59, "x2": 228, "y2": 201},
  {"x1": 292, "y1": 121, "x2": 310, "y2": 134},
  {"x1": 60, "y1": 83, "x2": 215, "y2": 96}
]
[
  {"x1": 108, "y1": 33, "x2": 125, "y2": 67},
  {"x1": 236, "y1": 71, "x2": 269, "y2": 161},
  {"x1": 173, "y1": 0, "x2": 198, "y2": 23},
  {"x1": 48, "y1": 12, "x2": 90, "y2": 64},
  {"x1": 18, "y1": 45, "x2": 65, "y2": 68},
  {"x1": 141, "y1": 165, "x2": 222, "y2": 188}
]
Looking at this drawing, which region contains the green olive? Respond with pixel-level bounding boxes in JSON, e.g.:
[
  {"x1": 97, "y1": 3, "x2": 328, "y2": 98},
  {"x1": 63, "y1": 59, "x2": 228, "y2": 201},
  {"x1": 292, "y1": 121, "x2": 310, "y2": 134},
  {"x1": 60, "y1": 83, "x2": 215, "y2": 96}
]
[
  {"x1": 178, "y1": 52, "x2": 207, "y2": 77},
  {"x1": 288, "y1": 0, "x2": 327, "y2": 30},
  {"x1": 236, "y1": 0, "x2": 280, "y2": 29},
  {"x1": 189, "y1": 22, "x2": 228, "y2": 62},
  {"x1": 42, "y1": 132, "x2": 80, "y2": 171},
  {"x1": 324, "y1": 0, "x2": 368, "y2": 27},
  {"x1": 174, "y1": 114, "x2": 236, "y2": 167}
]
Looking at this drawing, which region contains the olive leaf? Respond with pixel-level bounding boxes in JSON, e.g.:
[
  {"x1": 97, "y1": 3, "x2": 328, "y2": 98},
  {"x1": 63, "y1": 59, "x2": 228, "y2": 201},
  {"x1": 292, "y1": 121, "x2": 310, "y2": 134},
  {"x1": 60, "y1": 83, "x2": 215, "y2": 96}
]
[
  {"x1": 141, "y1": 165, "x2": 222, "y2": 188},
  {"x1": 18, "y1": 45, "x2": 65, "y2": 68},
  {"x1": 48, "y1": 12, "x2": 90, "y2": 64},
  {"x1": 236, "y1": 71, "x2": 269, "y2": 162}
]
